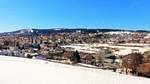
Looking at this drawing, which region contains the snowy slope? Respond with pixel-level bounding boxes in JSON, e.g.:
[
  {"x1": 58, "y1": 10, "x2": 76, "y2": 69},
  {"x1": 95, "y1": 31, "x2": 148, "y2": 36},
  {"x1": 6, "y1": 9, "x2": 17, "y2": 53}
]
[{"x1": 0, "y1": 56, "x2": 150, "y2": 84}]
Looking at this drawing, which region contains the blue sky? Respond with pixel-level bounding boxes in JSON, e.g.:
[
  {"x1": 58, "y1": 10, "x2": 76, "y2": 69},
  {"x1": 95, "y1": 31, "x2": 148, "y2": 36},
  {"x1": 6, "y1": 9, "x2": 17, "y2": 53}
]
[{"x1": 0, "y1": 0, "x2": 150, "y2": 32}]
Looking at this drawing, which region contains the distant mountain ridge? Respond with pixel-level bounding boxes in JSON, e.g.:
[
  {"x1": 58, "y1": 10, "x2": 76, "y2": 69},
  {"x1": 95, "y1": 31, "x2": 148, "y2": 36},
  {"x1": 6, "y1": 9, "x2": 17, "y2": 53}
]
[{"x1": 0, "y1": 28, "x2": 149, "y2": 36}]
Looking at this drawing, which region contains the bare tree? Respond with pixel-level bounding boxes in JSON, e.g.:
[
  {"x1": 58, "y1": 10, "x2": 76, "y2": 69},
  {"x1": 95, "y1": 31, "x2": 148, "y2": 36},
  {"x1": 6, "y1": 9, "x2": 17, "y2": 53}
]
[
  {"x1": 95, "y1": 51, "x2": 105, "y2": 66},
  {"x1": 137, "y1": 63, "x2": 150, "y2": 77},
  {"x1": 143, "y1": 51, "x2": 150, "y2": 63},
  {"x1": 122, "y1": 53, "x2": 144, "y2": 75}
]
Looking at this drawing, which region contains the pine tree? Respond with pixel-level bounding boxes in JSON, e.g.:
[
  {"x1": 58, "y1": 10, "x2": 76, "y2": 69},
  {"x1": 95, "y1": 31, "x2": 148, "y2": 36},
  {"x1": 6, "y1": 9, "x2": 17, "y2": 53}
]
[{"x1": 70, "y1": 50, "x2": 81, "y2": 63}]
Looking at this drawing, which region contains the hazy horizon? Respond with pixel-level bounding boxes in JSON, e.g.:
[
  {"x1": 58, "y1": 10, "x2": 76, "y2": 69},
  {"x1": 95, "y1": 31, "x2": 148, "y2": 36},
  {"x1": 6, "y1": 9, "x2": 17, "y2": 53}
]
[{"x1": 0, "y1": 27, "x2": 150, "y2": 33}]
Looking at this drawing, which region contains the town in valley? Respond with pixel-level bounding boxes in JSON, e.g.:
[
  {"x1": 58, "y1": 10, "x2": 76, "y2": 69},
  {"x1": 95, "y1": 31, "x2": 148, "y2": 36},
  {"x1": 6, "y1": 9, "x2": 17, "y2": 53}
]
[{"x1": 0, "y1": 28, "x2": 150, "y2": 78}]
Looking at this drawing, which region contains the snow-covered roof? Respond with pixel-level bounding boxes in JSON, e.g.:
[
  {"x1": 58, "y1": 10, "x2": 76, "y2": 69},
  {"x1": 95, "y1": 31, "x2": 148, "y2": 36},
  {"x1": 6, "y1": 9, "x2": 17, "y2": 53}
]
[{"x1": 0, "y1": 56, "x2": 150, "y2": 84}]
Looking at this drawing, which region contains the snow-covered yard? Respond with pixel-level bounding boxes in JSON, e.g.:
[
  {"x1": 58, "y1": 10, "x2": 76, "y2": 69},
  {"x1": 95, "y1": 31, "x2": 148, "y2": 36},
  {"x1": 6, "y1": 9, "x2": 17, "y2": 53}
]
[{"x1": 0, "y1": 55, "x2": 150, "y2": 84}]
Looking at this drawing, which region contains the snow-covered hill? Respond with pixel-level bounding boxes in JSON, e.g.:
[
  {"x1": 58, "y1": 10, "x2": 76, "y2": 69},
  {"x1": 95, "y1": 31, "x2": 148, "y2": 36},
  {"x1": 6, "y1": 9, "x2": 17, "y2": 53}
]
[{"x1": 0, "y1": 56, "x2": 150, "y2": 84}]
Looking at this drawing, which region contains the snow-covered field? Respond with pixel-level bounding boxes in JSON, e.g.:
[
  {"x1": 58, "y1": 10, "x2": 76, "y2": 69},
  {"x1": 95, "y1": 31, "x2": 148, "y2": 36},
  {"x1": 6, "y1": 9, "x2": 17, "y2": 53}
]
[
  {"x1": 61, "y1": 43, "x2": 150, "y2": 55},
  {"x1": 0, "y1": 56, "x2": 150, "y2": 84}
]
